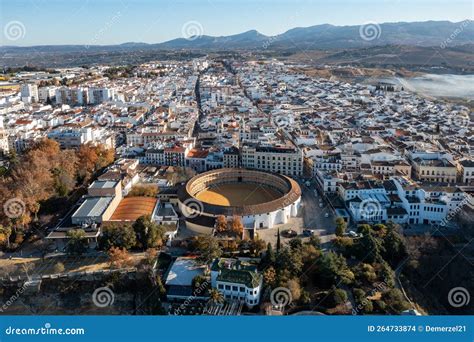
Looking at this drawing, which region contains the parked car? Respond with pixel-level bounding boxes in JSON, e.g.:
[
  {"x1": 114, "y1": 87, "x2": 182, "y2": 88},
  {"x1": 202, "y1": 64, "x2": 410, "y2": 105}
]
[
  {"x1": 348, "y1": 230, "x2": 359, "y2": 238},
  {"x1": 303, "y1": 229, "x2": 315, "y2": 237}
]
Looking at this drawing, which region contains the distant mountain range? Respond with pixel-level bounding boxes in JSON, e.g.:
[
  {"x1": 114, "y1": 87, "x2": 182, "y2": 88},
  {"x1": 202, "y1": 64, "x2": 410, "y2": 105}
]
[{"x1": 1, "y1": 20, "x2": 473, "y2": 53}]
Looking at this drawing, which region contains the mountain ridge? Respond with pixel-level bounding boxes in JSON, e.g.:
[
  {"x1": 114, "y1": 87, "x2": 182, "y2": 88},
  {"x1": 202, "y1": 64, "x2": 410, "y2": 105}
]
[{"x1": 1, "y1": 20, "x2": 472, "y2": 52}]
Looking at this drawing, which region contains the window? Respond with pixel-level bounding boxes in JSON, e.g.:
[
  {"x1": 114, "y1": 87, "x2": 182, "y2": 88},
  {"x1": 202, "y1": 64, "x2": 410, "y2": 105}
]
[{"x1": 218, "y1": 284, "x2": 223, "y2": 290}]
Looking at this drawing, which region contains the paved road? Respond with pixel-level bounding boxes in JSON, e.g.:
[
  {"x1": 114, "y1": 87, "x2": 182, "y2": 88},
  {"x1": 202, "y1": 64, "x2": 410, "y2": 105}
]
[{"x1": 300, "y1": 181, "x2": 336, "y2": 245}]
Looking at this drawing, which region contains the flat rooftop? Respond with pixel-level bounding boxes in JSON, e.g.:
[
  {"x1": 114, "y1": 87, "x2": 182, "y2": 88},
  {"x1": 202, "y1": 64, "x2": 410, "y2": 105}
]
[
  {"x1": 165, "y1": 257, "x2": 206, "y2": 287},
  {"x1": 89, "y1": 180, "x2": 119, "y2": 189},
  {"x1": 72, "y1": 197, "x2": 113, "y2": 219}
]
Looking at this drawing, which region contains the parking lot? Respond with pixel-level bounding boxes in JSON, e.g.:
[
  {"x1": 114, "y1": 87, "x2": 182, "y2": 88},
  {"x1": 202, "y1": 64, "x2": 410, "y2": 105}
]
[
  {"x1": 299, "y1": 181, "x2": 337, "y2": 245},
  {"x1": 256, "y1": 181, "x2": 337, "y2": 247}
]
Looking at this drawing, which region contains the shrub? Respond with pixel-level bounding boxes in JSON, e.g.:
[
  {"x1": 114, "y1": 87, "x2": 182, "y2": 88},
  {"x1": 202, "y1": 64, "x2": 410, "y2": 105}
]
[
  {"x1": 332, "y1": 288, "x2": 348, "y2": 306},
  {"x1": 53, "y1": 262, "x2": 65, "y2": 274}
]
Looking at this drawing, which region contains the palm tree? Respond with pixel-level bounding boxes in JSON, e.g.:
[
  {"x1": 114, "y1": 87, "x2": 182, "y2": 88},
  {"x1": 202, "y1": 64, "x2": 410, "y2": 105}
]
[{"x1": 209, "y1": 288, "x2": 224, "y2": 304}]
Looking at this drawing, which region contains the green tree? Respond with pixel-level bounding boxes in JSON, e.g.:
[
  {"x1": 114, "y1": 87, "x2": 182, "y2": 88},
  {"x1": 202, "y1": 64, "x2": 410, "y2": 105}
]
[
  {"x1": 308, "y1": 235, "x2": 321, "y2": 249},
  {"x1": 133, "y1": 215, "x2": 165, "y2": 249},
  {"x1": 146, "y1": 223, "x2": 165, "y2": 249},
  {"x1": 127, "y1": 185, "x2": 158, "y2": 197},
  {"x1": 380, "y1": 261, "x2": 396, "y2": 288},
  {"x1": 383, "y1": 288, "x2": 410, "y2": 313},
  {"x1": 335, "y1": 217, "x2": 347, "y2": 237},
  {"x1": 261, "y1": 242, "x2": 276, "y2": 269},
  {"x1": 316, "y1": 251, "x2": 354, "y2": 287},
  {"x1": 65, "y1": 229, "x2": 88, "y2": 256},
  {"x1": 382, "y1": 224, "x2": 407, "y2": 267},
  {"x1": 354, "y1": 263, "x2": 377, "y2": 284},
  {"x1": 301, "y1": 244, "x2": 320, "y2": 266},
  {"x1": 353, "y1": 288, "x2": 373, "y2": 314},
  {"x1": 353, "y1": 226, "x2": 384, "y2": 264},
  {"x1": 99, "y1": 223, "x2": 137, "y2": 250},
  {"x1": 275, "y1": 247, "x2": 303, "y2": 277},
  {"x1": 333, "y1": 236, "x2": 354, "y2": 257},
  {"x1": 331, "y1": 287, "x2": 348, "y2": 306},
  {"x1": 289, "y1": 237, "x2": 303, "y2": 251},
  {"x1": 194, "y1": 235, "x2": 222, "y2": 264}
]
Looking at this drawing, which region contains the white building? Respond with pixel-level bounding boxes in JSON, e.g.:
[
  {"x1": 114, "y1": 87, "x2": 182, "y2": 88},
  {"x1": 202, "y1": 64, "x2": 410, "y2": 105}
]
[
  {"x1": 88, "y1": 87, "x2": 115, "y2": 105},
  {"x1": 20, "y1": 83, "x2": 38, "y2": 103},
  {"x1": 47, "y1": 127, "x2": 114, "y2": 149},
  {"x1": 458, "y1": 159, "x2": 474, "y2": 185},
  {"x1": 210, "y1": 258, "x2": 262, "y2": 308},
  {"x1": 342, "y1": 176, "x2": 470, "y2": 226},
  {"x1": 0, "y1": 118, "x2": 8, "y2": 156},
  {"x1": 55, "y1": 86, "x2": 88, "y2": 105},
  {"x1": 38, "y1": 86, "x2": 57, "y2": 103}
]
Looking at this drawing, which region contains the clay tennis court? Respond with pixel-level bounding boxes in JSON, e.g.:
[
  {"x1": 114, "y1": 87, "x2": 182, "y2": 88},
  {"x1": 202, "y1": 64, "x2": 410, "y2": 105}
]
[
  {"x1": 109, "y1": 197, "x2": 157, "y2": 221},
  {"x1": 195, "y1": 183, "x2": 281, "y2": 206}
]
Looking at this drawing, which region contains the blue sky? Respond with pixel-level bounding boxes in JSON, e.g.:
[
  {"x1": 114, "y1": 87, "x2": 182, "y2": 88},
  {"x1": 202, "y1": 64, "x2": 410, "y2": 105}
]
[{"x1": 1, "y1": 0, "x2": 472, "y2": 46}]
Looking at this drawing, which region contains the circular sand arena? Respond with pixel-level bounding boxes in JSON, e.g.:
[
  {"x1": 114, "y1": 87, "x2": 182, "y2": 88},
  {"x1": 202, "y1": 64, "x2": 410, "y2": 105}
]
[
  {"x1": 177, "y1": 168, "x2": 302, "y2": 232},
  {"x1": 195, "y1": 183, "x2": 281, "y2": 206}
]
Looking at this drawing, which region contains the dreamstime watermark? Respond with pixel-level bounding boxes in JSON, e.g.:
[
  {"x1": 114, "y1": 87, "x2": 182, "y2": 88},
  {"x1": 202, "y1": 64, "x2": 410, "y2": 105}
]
[
  {"x1": 92, "y1": 286, "x2": 115, "y2": 308},
  {"x1": 447, "y1": 113, "x2": 470, "y2": 129},
  {"x1": 3, "y1": 197, "x2": 26, "y2": 219},
  {"x1": 3, "y1": 21, "x2": 26, "y2": 41},
  {"x1": 359, "y1": 198, "x2": 381, "y2": 221},
  {"x1": 274, "y1": 114, "x2": 291, "y2": 128},
  {"x1": 440, "y1": 20, "x2": 472, "y2": 49},
  {"x1": 5, "y1": 323, "x2": 85, "y2": 336},
  {"x1": 447, "y1": 287, "x2": 470, "y2": 308},
  {"x1": 95, "y1": 112, "x2": 115, "y2": 127},
  {"x1": 270, "y1": 287, "x2": 293, "y2": 310},
  {"x1": 181, "y1": 198, "x2": 204, "y2": 219},
  {"x1": 173, "y1": 280, "x2": 209, "y2": 315},
  {"x1": 85, "y1": 11, "x2": 122, "y2": 49},
  {"x1": 0, "y1": 283, "x2": 28, "y2": 313},
  {"x1": 436, "y1": 194, "x2": 472, "y2": 228},
  {"x1": 359, "y1": 22, "x2": 382, "y2": 41},
  {"x1": 352, "y1": 282, "x2": 387, "y2": 315},
  {"x1": 262, "y1": 35, "x2": 281, "y2": 49},
  {"x1": 182, "y1": 21, "x2": 204, "y2": 41}
]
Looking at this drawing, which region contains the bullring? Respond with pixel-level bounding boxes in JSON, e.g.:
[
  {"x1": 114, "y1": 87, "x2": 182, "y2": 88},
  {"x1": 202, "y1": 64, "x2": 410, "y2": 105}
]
[{"x1": 177, "y1": 168, "x2": 301, "y2": 234}]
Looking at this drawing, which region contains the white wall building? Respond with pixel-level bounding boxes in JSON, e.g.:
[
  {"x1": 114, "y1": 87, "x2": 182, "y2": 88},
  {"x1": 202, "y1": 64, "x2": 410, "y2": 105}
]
[
  {"x1": 38, "y1": 86, "x2": 57, "y2": 103},
  {"x1": 210, "y1": 258, "x2": 262, "y2": 308},
  {"x1": 20, "y1": 83, "x2": 38, "y2": 103},
  {"x1": 342, "y1": 176, "x2": 470, "y2": 226}
]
